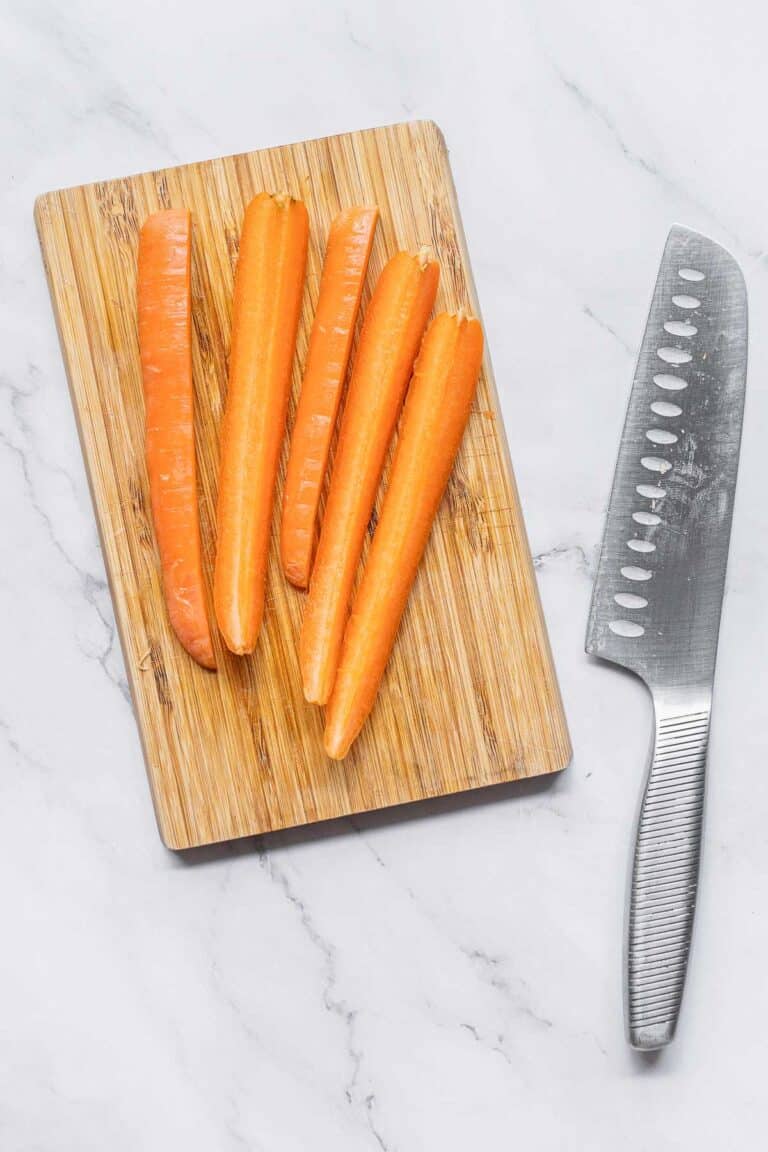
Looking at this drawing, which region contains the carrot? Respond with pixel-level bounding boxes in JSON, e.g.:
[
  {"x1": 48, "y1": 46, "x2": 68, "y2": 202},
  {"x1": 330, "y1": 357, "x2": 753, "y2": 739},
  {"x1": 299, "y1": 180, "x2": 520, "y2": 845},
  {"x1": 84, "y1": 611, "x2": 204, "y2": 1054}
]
[
  {"x1": 300, "y1": 250, "x2": 439, "y2": 704},
  {"x1": 137, "y1": 209, "x2": 216, "y2": 670},
  {"x1": 281, "y1": 206, "x2": 379, "y2": 589},
  {"x1": 324, "y1": 312, "x2": 483, "y2": 758},
  {"x1": 214, "y1": 193, "x2": 309, "y2": 654}
]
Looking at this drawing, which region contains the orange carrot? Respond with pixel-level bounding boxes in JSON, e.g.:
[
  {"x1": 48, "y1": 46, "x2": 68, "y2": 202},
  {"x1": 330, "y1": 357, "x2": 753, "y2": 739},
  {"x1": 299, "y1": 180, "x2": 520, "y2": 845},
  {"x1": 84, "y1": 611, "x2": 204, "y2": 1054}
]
[
  {"x1": 324, "y1": 312, "x2": 483, "y2": 758},
  {"x1": 281, "y1": 206, "x2": 379, "y2": 589},
  {"x1": 214, "y1": 193, "x2": 308, "y2": 654},
  {"x1": 137, "y1": 209, "x2": 216, "y2": 670},
  {"x1": 300, "y1": 250, "x2": 439, "y2": 704}
]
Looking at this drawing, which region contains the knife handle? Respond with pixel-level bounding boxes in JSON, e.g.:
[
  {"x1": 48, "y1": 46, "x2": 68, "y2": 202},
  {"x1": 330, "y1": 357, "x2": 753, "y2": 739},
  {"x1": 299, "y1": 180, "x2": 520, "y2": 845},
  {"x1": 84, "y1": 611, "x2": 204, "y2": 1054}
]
[{"x1": 626, "y1": 691, "x2": 711, "y2": 1049}]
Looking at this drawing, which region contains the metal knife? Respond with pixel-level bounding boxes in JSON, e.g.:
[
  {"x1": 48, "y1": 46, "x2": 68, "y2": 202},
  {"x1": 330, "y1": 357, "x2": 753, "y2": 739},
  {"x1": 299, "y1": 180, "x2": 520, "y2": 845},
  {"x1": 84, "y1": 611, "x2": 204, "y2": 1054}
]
[{"x1": 586, "y1": 225, "x2": 748, "y2": 1050}]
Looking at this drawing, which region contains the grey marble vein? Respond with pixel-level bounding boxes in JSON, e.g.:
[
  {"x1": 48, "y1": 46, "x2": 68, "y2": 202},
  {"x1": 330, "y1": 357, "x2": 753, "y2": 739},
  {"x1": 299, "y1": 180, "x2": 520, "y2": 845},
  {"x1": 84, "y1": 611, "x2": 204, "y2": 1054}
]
[{"x1": 581, "y1": 304, "x2": 634, "y2": 356}]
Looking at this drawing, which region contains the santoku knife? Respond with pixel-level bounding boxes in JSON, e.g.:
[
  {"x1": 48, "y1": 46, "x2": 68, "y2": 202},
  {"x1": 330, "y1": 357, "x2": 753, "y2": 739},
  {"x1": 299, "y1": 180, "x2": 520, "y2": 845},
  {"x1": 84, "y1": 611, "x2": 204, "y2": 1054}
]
[{"x1": 586, "y1": 225, "x2": 748, "y2": 1049}]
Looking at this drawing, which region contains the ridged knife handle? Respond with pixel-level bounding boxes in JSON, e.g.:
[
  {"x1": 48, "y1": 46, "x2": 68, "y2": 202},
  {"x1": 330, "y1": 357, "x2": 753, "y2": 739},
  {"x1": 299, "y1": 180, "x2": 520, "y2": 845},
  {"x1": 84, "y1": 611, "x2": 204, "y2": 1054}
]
[{"x1": 626, "y1": 692, "x2": 711, "y2": 1049}]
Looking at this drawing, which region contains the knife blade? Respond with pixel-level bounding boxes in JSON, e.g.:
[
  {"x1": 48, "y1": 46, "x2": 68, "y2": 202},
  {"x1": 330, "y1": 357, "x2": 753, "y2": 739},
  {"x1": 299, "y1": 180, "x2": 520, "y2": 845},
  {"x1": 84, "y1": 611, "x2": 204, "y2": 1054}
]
[{"x1": 586, "y1": 225, "x2": 748, "y2": 1050}]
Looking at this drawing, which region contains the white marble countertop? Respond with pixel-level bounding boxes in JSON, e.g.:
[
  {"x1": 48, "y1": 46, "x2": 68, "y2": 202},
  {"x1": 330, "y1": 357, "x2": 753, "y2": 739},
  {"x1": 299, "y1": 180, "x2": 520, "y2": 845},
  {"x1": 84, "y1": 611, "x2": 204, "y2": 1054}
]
[{"x1": 2, "y1": 1, "x2": 767, "y2": 1147}]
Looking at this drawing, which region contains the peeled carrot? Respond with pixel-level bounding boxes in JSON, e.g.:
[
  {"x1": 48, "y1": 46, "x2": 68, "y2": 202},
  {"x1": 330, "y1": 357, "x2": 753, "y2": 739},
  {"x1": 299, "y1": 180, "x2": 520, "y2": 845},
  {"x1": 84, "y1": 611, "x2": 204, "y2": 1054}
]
[
  {"x1": 324, "y1": 312, "x2": 483, "y2": 758},
  {"x1": 300, "y1": 250, "x2": 439, "y2": 704},
  {"x1": 137, "y1": 209, "x2": 216, "y2": 670},
  {"x1": 281, "y1": 206, "x2": 379, "y2": 589},
  {"x1": 214, "y1": 193, "x2": 308, "y2": 654}
]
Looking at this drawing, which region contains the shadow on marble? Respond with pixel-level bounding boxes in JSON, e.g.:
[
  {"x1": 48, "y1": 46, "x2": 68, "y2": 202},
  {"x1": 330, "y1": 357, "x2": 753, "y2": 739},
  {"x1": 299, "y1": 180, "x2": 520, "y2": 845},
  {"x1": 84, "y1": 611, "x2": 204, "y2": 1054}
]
[{"x1": 629, "y1": 1047, "x2": 665, "y2": 1072}]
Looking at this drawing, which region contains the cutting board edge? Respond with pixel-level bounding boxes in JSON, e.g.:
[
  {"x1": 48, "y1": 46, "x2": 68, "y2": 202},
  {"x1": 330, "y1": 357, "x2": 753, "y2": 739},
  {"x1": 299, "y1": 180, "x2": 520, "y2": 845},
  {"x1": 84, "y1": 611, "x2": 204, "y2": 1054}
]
[
  {"x1": 32, "y1": 119, "x2": 448, "y2": 209},
  {"x1": 160, "y1": 746, "x2": 572, "y2": 851}
]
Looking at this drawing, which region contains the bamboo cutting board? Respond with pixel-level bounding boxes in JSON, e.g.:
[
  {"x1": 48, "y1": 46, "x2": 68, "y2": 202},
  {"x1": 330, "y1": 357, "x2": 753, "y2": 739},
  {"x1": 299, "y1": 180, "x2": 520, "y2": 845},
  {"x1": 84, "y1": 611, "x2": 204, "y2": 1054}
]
[{"x1": 35, "y1": 121, "x2": 571, "y2": 849}]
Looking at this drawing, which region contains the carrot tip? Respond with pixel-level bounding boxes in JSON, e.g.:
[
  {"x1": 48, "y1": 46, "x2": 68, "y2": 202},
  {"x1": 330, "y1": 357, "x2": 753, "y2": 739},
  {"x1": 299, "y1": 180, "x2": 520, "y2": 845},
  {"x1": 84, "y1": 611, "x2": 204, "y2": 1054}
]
[
  {"x1": 301, "y1": 656, "x2": 332, "y2": 704},
  {"x1": 216, "y1": 608, "x2": 258, "y2": 656},
  {"x1": 176, "y1": 629, "x2": 217, "y2": 669},
  {"x1": 303, "y1": 685, "x2": 330, "y2": 707},
  {"x1": 223, "y1": 637, "x2": 255, "y2": 657},
  {"x1": 284, "y1": 569, "x2": 309, "y2": 591},
  {"x1": 417, "y1": 245, "x2": 433, "y2": 270},
  {"x1": 323, "y1": 727, "x2": 350, "y2": 760}
]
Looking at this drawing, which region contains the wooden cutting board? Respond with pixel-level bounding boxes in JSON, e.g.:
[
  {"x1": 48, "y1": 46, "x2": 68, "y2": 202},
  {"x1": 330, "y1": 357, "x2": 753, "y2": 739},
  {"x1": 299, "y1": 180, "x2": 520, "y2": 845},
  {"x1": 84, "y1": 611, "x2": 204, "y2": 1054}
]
[{"x1": 35, "y1": 120, "x2": 571, "y2": 849}]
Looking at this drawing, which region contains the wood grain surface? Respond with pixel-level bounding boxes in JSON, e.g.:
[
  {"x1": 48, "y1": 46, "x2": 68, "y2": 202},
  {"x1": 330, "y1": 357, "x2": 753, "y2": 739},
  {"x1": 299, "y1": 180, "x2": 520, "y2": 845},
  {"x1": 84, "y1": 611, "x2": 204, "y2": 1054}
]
[{"x1": 35, "y1": 120, "x2": 571, "y2": 849}]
